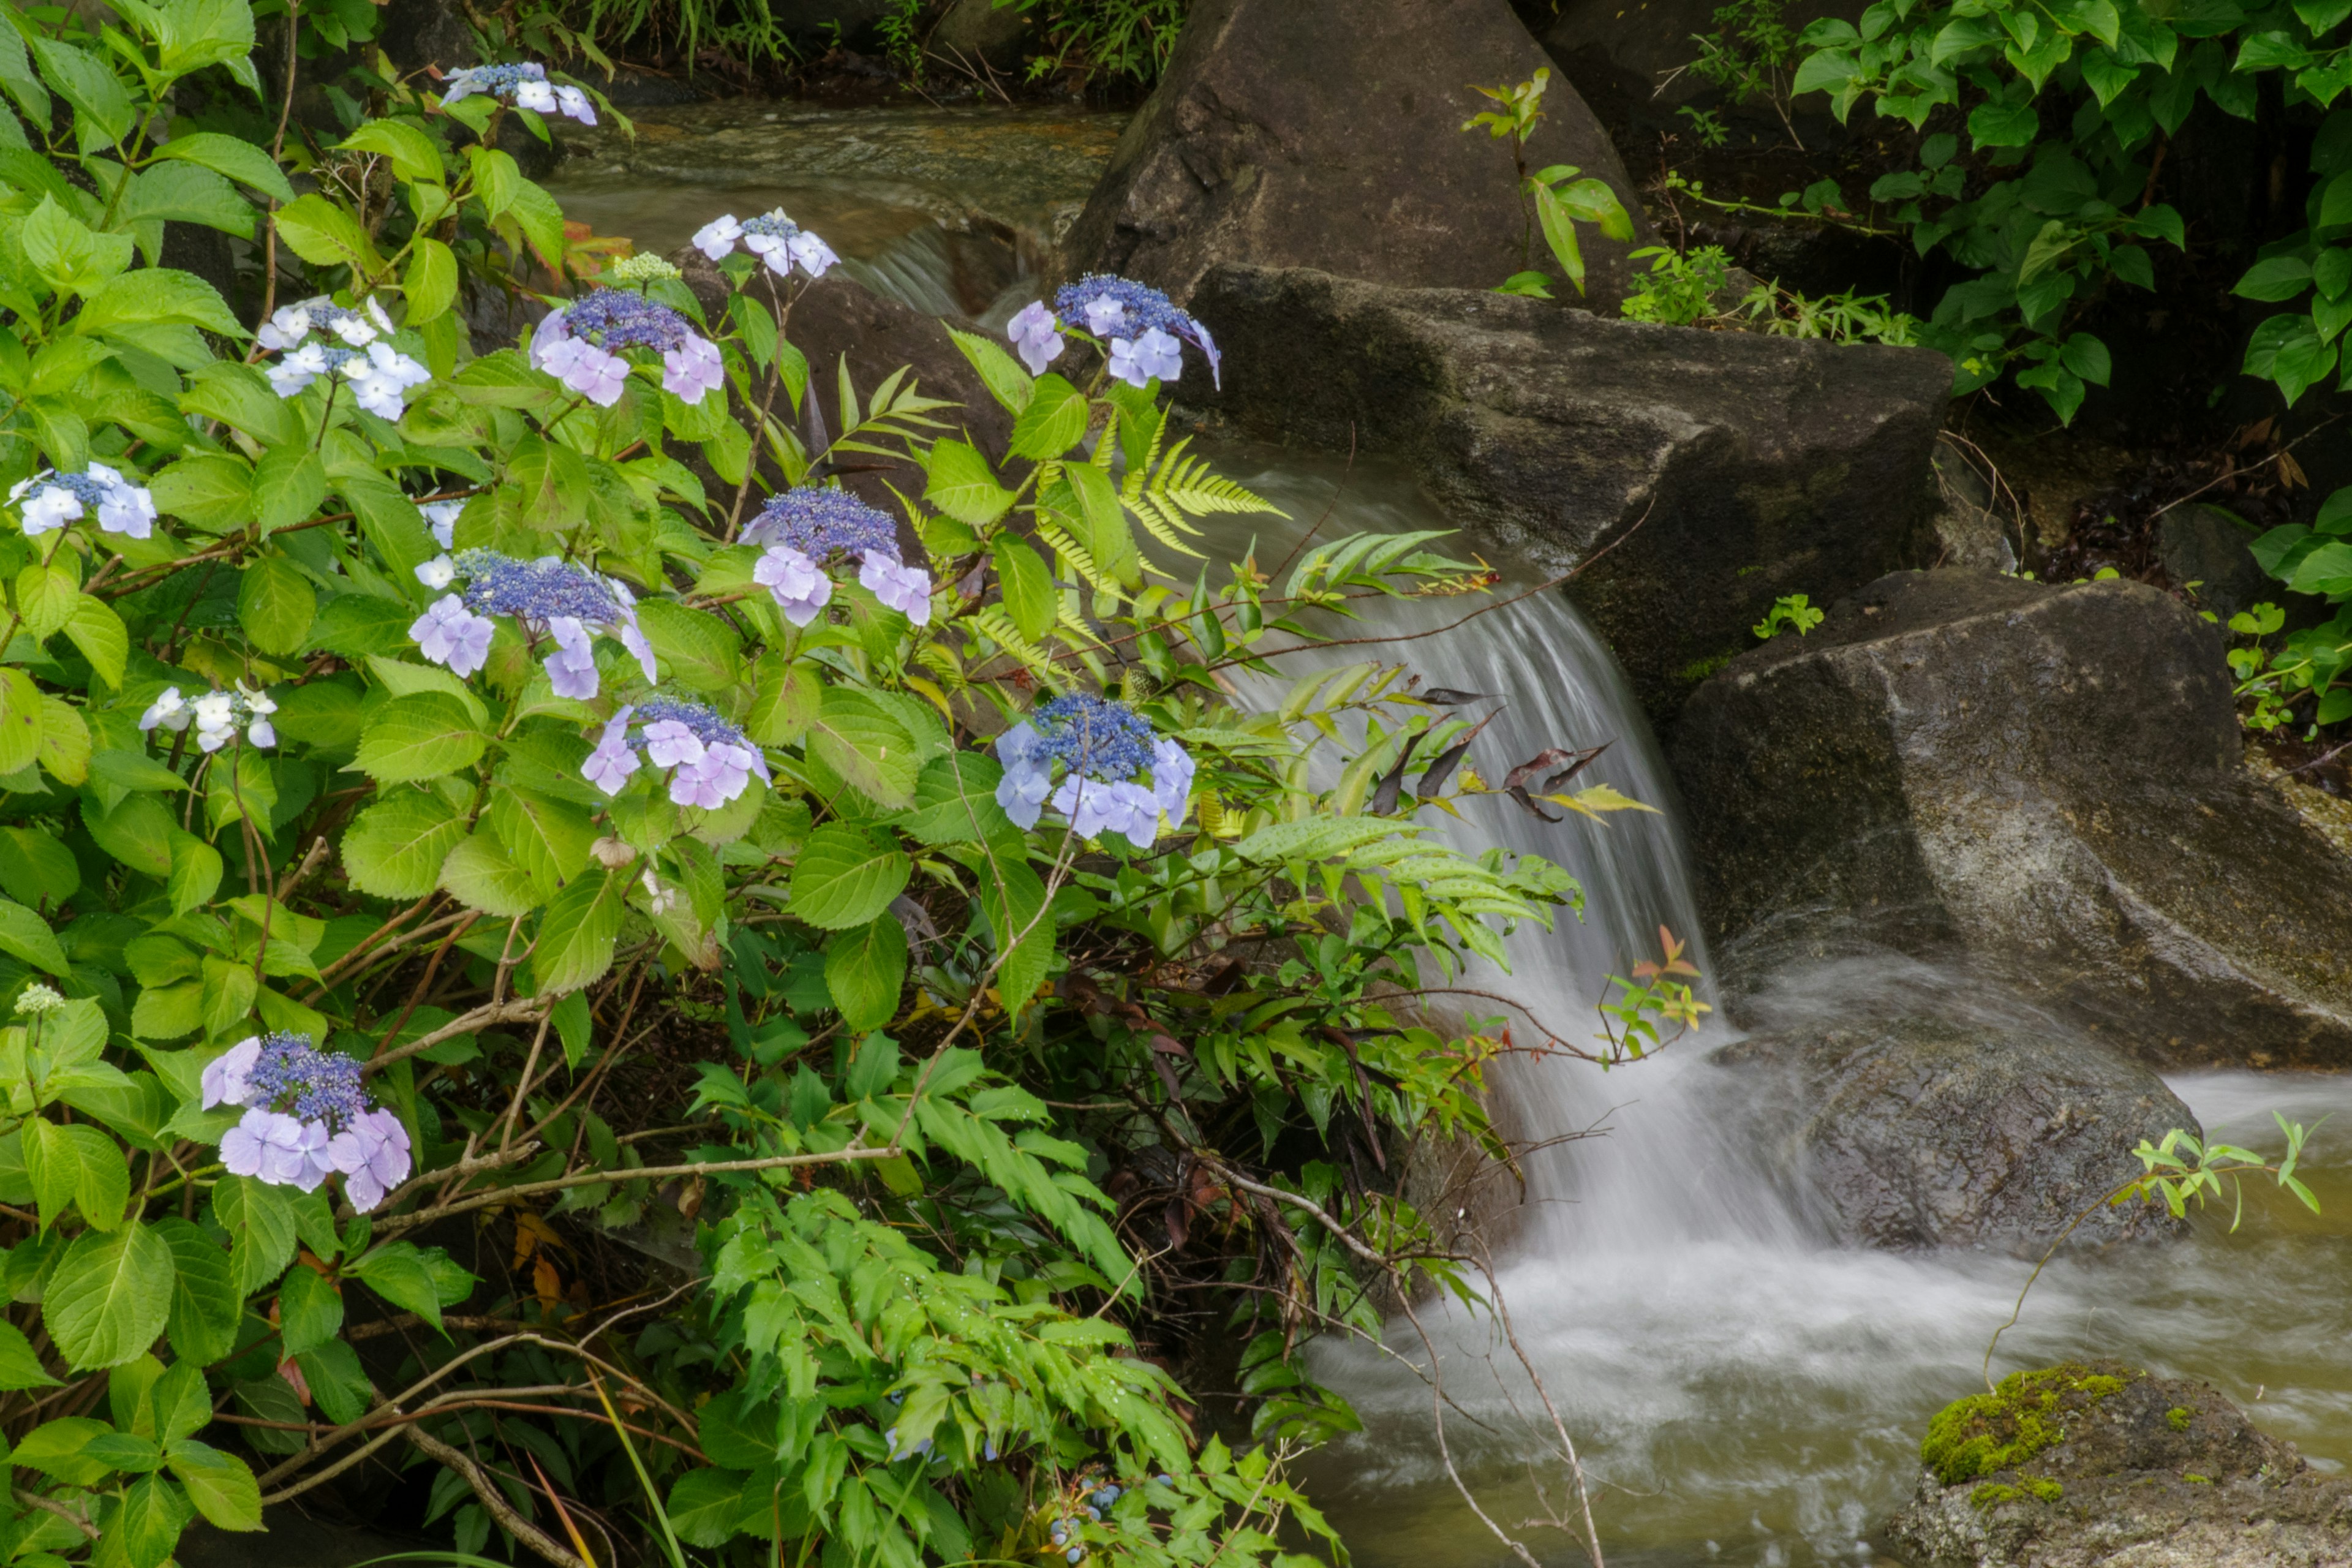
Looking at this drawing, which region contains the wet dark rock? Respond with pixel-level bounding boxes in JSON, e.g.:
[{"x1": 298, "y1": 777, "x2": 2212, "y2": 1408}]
[
  {"x1": 1061, "y1": 0, "x2": 1655, "y2": 308},
  {"x1": 929, "y1": 0, "x2": 1031, "y2": 72},
  {"x1": 2157, "y1": 503, "x2": 2270, "y2": 624},
  {"x1": 1889, "y1": 1362, "x2": 2352, "y2": 1567},
  {"x1": 1675, "y1": 568, "x2": 2352, "y2": 1067},
  {"x1": 1186, "y1": 262, "x2": 1950, "y2": 725},
  {"x1": 1931, "y1": 443, "x2": 2019, "y2": 574},
  {"x1": 1714, "y1": 1017, "x2": 2192, "y2": 1253}
]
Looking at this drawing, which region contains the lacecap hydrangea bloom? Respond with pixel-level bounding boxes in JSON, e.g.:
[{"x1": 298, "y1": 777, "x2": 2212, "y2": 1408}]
[
  {"x1": 140, "y1": 683, "x2": 276, "y2": 752},
  {"x1": 1006, "y1": 274, "x2": 1221, "y2": 390},
  {"x1": 995, "y1": 692, "x2": 1194, "y2": 848},
  {"x1": 203, "y1": 1033, "x2": 414, "y2": 1211},
  {"x1": 742, "y1": 487, "x2": 931, "y2": 625},
  {"x1": 8, "y1": 463, "x2": 156, "y2": 539},
  {"x1": 530, "y1": 287, "x2": 724, "y2": 408},
  {"x1": 439, "y1": 61, "x2": 596, "y2": 123},
  {"x1": 410, "y1": 550, "x2": 658, "y2": 695},
  {"x1": 582, "y1": 697, "x2": 771, "y2": 809},
  {"x1": 421, "y1": 498, "x2": 464, "y2": 551},
  {"x1": 257, "y1": 296, "x2": 431, "y2": 419},
  {"x1": 692, "y1": 209, "x2": 840, "y2": 281}
]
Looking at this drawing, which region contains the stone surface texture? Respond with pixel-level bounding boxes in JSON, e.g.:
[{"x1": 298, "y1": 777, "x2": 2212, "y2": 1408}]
[
  {"x1": 1061, "y1": 0, "x2": 1655, "y2": 307},
  {"x1": 1185, "y1": 262, "x2": 1950, "y2": 724},
  {"x1": 1889, "y1": 1363, "x2": 2352, "y2": 1567},
  {"x1": 1675, "y1": 568, "x2": 2352, "y2": 1066},
  {"x1": 1713, "y1": 1017, "x2": 2192, "y2": 1252}
]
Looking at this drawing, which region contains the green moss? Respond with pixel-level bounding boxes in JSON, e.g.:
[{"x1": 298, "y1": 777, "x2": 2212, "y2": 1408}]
[
  {"x1": 2167, "y1": 1406, "x2": 2192, "y2": 1431},
  {"x1": 1676, "y1": 652, "x2": 1736, "y2": 684},
  {"x1": 1921, "y1": 1364, "x2": 2135, "y2": 1486},
  {"x1": 1970, "y1": 1479, "x2": 2064, "y2": 1508},
  {"x1": 2185, "y1": 1473, "x2": 2212, "y2": 1485}
]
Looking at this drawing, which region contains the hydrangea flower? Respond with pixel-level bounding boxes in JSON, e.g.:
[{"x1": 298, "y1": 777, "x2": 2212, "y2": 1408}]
[
  {"x1": 421, "y1": 499, "x2": 464, "y2": 551},
  {"x1": 440, "y1": 61, "x2": 596, "y2": 124},
  {"x1": 207, "y1": 1033, "x2": 413, "y2": 1211},
  {"x1": 7, "y1": 464, "x2": 157, "y2": 539},
  {"x1": 530, "y1": 287, "x2": 724, "y2": 407},
  {"x1": 993, "y1": 692, "x2": 1194, "y2": 848},
  {"x1": 605, "y1": 253, "x2": 682, "y2": 285},
  {"x1": 581, "y1": 698, "x2": 771, "y2": 810},
  {"x1": 1003, "y1": 274, "x2": 1222, "y2": 391},
  {"x1": 742, "y1": 488, "x2": 932, "y2": 627},
  {"x1": 258, "y1": 298, "x2": 432, "y2": 419},
  {"x1": 409, "y1": 551, "x2": 658, "y2": 697},
  {"x1": 140, "y1": 683, "x2": 276, "y2": 752},
  {"x1": 691, "y1": 209, "x2": 839, "y2": 280}
]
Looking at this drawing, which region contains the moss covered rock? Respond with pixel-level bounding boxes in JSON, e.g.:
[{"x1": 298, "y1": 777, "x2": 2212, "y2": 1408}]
[{"x1": 1888, "y1": 1360, "x2": 2352, "y2": 1566}]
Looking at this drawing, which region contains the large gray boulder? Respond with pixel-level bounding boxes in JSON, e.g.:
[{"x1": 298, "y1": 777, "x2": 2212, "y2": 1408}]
[
  {"x1": 1185, "y1": 262, "x2": 1950, "y2": 724},
  {"x1": 1714, "y1": 1016, "x2": 2193, "y2": 1253},
  {"x1": 1675, "y1": 569, "x2": 2352, "y2": 1067},
  {"x1": 1889, "y1": 1362, "x2": 2352, "y2": 1567},
  {"x1": 1062, "y1": 0, "x2": 1655, "y2": 308}
]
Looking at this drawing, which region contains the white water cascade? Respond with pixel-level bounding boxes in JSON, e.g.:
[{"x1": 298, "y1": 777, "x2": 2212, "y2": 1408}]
[{"x1": 1199, "y1": 447, "x2": 2352, "y2": 1568}]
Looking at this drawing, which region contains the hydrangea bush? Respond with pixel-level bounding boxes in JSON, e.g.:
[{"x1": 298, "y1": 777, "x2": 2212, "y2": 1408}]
[{"x1": 0, "y1": 5, "x2": 1691, "y2": 1566}]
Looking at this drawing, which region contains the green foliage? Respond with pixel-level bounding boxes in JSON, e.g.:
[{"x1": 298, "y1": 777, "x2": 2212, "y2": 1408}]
[
  {"x1": 0, "y1": 4, "x2": 1702, "y2": 1563},
  {"x1": 1792, "y1": 0, "x2": 2352, "y2": 421},
  {"x1": 2223, "y1": 486, "x2": 2352, "y2": 732},
  {"x1": 1465, "y1": 69, "x2": 1639, "y2": 298},
  {"x1": 1622, "y1": 244, "x2": 1735, "y2": 323},
  {"x1": 997, "y1": 0, "x2": 1188, "y2": 88},
  {"x1": 1752, "y1": 593, "x2": 1826, "y2": 638},
  {"x1": 1681, "y1": 0, "x2": 1807, "y2": 145}
]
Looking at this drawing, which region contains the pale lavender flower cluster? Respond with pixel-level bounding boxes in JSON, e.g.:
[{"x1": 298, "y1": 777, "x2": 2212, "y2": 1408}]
[
  {"x1": 530, "y1": 288, "x2": 723, "y2": 407},
  {"x1": 582, "y1": 697, "x2": 771, "y2": 809},
  {"x1": 9, "y1": 464, "x2": 156, "y2": 539},
  {"x1": 742, "y1": 488, "x2": 932, "y2": 626},
  {"x1": 204, "y1": 1033, "x2": 414, "y2": 1212},
  {"x1": 257, "y1": 296, "x2": 431, "y2": 418},
  {"x1": 995, "y1": 692, "x2": 1194, "y2": 848},
  {"x1": 1006, "y1": 274, "x2": 1221, "y2": 390},
  {"x1": 440, "y1": 61, "x2": 596, "y2": 123},
  {"x1": 410, "y1": 549, "x2": 658, "y2": 695},
  {"x1": 690, "y1": 209, "x2": 839, "y2": 281},
  {"x1": 141, "y1": 683, "x2": 275, "y2": 752}
]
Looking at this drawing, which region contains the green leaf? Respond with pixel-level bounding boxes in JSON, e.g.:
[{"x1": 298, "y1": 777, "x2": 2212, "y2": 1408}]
[
  {"x1": 154, "y1": 1216, "x2": 238, "y2": 1366},
  {"x1": 924, "y1": 439, "x2": 1016, "y2": 527},
  {"x1": 808, "y1": 686, "x2": 918, "y2": 810},
  {"x1": 2059, "y1": 333, "x2": 2113, "y2": 385},
  {"x1": 168, "y1": 834, "x2": 223, "y2": 917},
  {"x1": 16, "y1": 564, "x2": 77, "y2": 639},
  {"x1": 64, "y1": 595, "x2": 129, "y2": 687},
  {"x1": 23, "y1": 1120, "x2": 126, "y2": 1230},
  {"x1": 237, "y1": 554, "x2": 315, "y2": 655},
  {"x1": 0, "y1": 1319, "x2": 54, "y2": 1390},
  {"x1": 16, "y1": 1417, "x2": 115, "y2": 1485},
  {"x1": 366, "y1": 654, "x2": 490, "y2": 726},
  {"x1": 635, "y1": 599, "x2": 741, "y2": 692},
  {"x1": 213, "y1": 1175, "x2": 297, "y2": 1295},
  {"x1": 1968, "y1": 100, "x2": 2041, "y2": 147},
  {"x1": 995, "y1": 537, "x2": 1057, "y2": 643},
  {"x1": 1532, "y1": 182, "x2": 1588, "y2": 295},
  {"x1": 438, "y1": 830, "x2": 538, "y2": 917},
  {"x1": 0, "y1": 668, "x2": 43, "y2": 775},
  {"x1": 45, "y1": 1222, "x2": 175, "y2": 1368},
  {"x1": 117, "y1": 162, "x2": 256, "y2": 240},
  {"x1": 86, "y1": 793, "x2": 175, "y2": 877},
  {"x1": 947, "y1": 326, "x2": 1034, "y2": 415},
  {"x1": 114, "y1": 1471, "x2": 194, "y2": 1568},
  {"x1": 1007, "y1": 375, "x2": 1090, "y2": 459},
  {"x1": 151, "y1": 132, "x2": 295, "y2": 202},
  {"x1": 404, "y1": 236, "x2": 458, "y2": 325},
  {"x1": 347, "y1": 1239, "x2": 466, "y2": 1331},
  {"x1": 251, "y1": 443, "x2": 328, "y2": 535},
  {"x1": 898, "y1": 751, "x2": 1012, "y2": 845},
  {"x1": 31, "y1": 38, "x2": 132, "y2": 149},
  {"x1": 533, "y1": 868, "x2": 630, "y2": 995},
  {"x1": 490, "y1": 785, "x2": 596, "y2": 895},
  {"x1": 788, "y1": 824, "x2": 910, "y2": 931},
  {"x1": 339, "y1": 118, "x2": 445, "y2": 183},
  {"x1": 2236, "y1": 255, "x2": 2315, "y2": 301},
  {"x1": 75, "y1": 268, "x2": 242, "y2": 337},
  {"x1": 824, "y1": 914, "x2": 907, "y2": 1031},
  {"x1": 341, "y1": 791, "x2": 466, "y2": 898},
  {"x1": 0, "y1": 826, "x2": 78, "y2": 908},
  {"x1": 353, "y1": 692, "x2": 487, "y2": 783},
  {"x1": 745, "y1": 652, "x2": 822, "y2": 746},
  {"x1": 0, "y1": 895, "x2": 69, "y2": 976},
  {"x1": 165, "y1": 1439, "x2": 262, "y2": 1531},
  {"x1": 977, "y1": 854, "x2": 1051, "y2": 1009},
  {"x1": 666, "y1": 1466, "x2": 753, "y2": 1549},
  {"x1": 276, "y1": 1263, "x2": 342, "y2": 1356},
  {"x1": 270, "y1": 193, "x2": 380, "y2": 274}
]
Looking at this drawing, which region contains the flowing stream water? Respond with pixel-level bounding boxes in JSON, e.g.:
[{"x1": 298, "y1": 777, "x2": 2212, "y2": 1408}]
[{"x1": 549, "y1": 104, "x2": 2352, "y2": 1568}]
